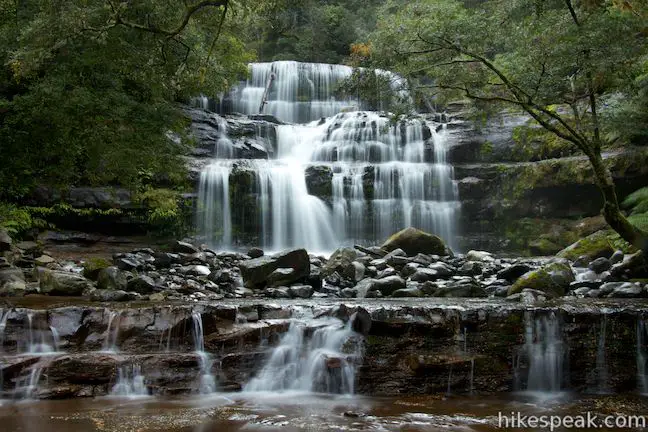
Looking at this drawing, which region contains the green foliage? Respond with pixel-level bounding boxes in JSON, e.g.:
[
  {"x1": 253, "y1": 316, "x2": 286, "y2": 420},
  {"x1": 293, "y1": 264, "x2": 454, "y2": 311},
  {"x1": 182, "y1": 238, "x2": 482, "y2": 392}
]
[
  {"x1": 136, "y1": 188, "x2": 192, "y2": 238},
  {"x1": 0, "y1": 0, "x2": 254, "y2": 200},
  {"x1": 622, "y1": 186, "x2": 648, "y2": 215},
  {"x1": 511, "y1": 125, "x2": 579, "y2": 161},
  {"x1": 0, "y1": 202, "x2": 41, "y2": 237}
]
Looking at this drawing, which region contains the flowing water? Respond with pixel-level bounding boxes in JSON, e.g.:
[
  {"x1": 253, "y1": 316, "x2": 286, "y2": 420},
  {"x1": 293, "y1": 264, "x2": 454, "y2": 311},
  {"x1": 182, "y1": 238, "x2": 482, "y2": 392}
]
[
  {"x1": 102, "y1": 310, "x2": 121, "y2": 353},
  {"x1": 244, "y1": 316, "x2": 362, "y2": 394},
  {"x1": 197, "y1": 80, "x2": 460, "y2": 252},
  {"x1": 110, "y1": 364, "x2": 149, "y2": 398},
  {"x1": 517, "y1": 312, "x2": 565, "y2": 392},
  {"x1": 192, "y1": 312, "x2": 217, "y2": 394}
]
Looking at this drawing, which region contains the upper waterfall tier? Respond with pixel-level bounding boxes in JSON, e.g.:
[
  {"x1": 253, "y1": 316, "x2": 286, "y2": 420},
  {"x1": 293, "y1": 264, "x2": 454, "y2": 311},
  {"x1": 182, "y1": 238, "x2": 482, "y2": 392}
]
[{"x1": 213, "y1": 61, "x2": 405, "y2": 124}]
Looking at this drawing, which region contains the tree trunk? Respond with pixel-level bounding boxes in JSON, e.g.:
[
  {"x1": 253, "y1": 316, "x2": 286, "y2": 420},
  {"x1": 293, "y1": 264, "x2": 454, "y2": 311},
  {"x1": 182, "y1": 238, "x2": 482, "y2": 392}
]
[{"x1": 588, "y1": 151, "x2": 648, "y2": 252}]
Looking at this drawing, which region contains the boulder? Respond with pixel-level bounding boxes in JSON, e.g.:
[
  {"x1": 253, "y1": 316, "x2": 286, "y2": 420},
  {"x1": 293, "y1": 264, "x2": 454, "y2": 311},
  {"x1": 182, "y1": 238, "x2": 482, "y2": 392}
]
[
  {"x1": 465, "y1": 250, "x2": 493, "y2": 262},
  {"x1": 588, "y1": 257, "x2": 612, "y2": 274},
  {"x1": 322, "y1": 248, "x2": 358, "y2": 277},
  {"x1": 507, "y1": 262, "x2": 574, "y2": 297},
  {"x1": 0, "y1": 267, "x2": 25, "y2": 286},
  {"x1": 557, "y1": 230, "x2": 615, "y2": 262},
  {"x1": 497, "y1": 263, "x2": 532, "y2": 282},
  {"x1": 97, "y1": 267, "x2": 128, "y2": 291},
  {"x1": 40, "y1": 269, "x2": 90, "y2": 296},
  {"x1": 126, "y1": 275, "x2": 158, "y2": 295},
  {"x1": 173, "y1": 241, "x2": 199, "y2": 254},
  {"x1": 182, "y1": 265, "x2": 211, "y2": 277},
  {"x1": 409, "y1": 269, "x2": 439, "y2": 283},
  {"x1": 239, "y1": 249, "x2": 309, "y2": 288},
  {"x1": 82, "y1": 258, "x2": 111, "y2": 281},
  {"x1": 356, "y1": 275, "x2": 406, "y2": 297},
  {"x1": 391, "y1": 287, "x2": 424, "y2": 297},
  {"x1": 0, "y1": 280, "x2": 27, "y2": 297},
  {"x1": 381, "y1": 227, "x2": 447, "y2": 257},
  {"x1": 350, "y1": 307, "x2": 372, "y2": 336},
  {"x1": 343, "y1": 261, "x2": 366, "y2": 283},
  {"x1": 288, "y1": 285, "x2": 314, "y2": 299},
  {"x1": 431, "y1": 281, "x2": 487, "y2": 298},
  {"x1": 607, "y1": 282, "x2": 646, "y2": 298},
  {"x1": 267, "y1": 268, "x2": 299, "y2": 287},
  {"x1": 247, "y1": 247, "x2": 264, "y2": 259},
  {"x1": 34, "y1": 255, "x2": 56, "y2": 265},
  {"x1": 90, "y1": 289, "x2": 136, "y2": 302}
]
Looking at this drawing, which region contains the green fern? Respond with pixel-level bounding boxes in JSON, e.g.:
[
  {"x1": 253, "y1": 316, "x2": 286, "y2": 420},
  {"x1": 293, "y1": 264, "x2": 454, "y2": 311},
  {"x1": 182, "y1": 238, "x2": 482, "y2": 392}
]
[{"x1": 622, "y1": 187, "x2": 648, "y2": 215}]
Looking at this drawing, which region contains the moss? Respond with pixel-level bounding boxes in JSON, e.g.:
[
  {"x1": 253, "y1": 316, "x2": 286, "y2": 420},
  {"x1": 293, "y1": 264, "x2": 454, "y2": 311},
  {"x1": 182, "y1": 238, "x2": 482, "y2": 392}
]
[
  {"x1": 510, "y1": 124, "x2": 578, "y2": 162},
  {"x1": 557, "y1": 230, "x2": 615, "y2": 260},
  {"x1": 509, "y1": 268, "x2": 553, "y2": 295},
  {"x1": 528, "y1": 238, "x2": 561, "y2": 256},
  {"x1": 83, "y1": 257, "x2": 111, "y2": 281}
]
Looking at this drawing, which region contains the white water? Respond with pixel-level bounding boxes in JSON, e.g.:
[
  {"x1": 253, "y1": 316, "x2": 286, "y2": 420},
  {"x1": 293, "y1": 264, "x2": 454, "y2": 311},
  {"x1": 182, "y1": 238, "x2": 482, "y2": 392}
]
[
  {"x1": 102, "y1": 310, "x2": 121, "y2": 353},
  {"x1": 244, "y1": 316, "x2": 363, "y2": 394},
  {"x1": 192, "y1": 312, "x2": 217, "y2": 394},
  {"x1": 0, "y1": 309, "x2": 8, "y2": 354},
  {"x1": 13, "y1": 365, "x2": 45, "y2": 400},
  {"x1": 197, "y1": 85, "x2": 460, "y2": 252},
  {"x1": 110, "y1": 364, "x2": 149, "y2": 397},
  {"x1": 637, "y1": 319, "x2": 648, "y2": 394},
  {"x1": 520, "y1": 312, "x2": 565, "y2": 392},
  {"x1": 21, "y1": 313, "x2": 61, "y2": 355},
  {"x1": 593, "y1": 316, "x2": 609, "y2": 394}
]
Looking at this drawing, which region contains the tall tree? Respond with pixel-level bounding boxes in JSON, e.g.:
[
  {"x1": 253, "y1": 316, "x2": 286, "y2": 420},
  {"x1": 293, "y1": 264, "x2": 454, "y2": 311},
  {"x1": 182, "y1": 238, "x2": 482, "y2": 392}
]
[{"x1": 370, "y1": 0, "x2": 648, "y2": 250}]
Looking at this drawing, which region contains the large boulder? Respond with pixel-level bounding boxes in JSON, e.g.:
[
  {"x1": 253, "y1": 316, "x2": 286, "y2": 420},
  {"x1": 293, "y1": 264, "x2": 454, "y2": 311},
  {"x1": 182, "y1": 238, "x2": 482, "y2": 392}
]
[
  {"x1": 97, "y1": 266, "x2": 128, "y2": 291},
  {"x1": 126, "y1": 275, "x2": 157, "y2": 294},
  {"x1": 355, "y1": 276, "x2": 406, "y2": 298},
  {"x1": 508, "y1": 262, "x2": 575, "y2": 297},
  {"x1": 431, "y1": 281, "x2": 487, "y2": 298},
  {"x1": 239, "y1": 249, "x2": 309, "y2": 288},
  {"x1": 322, "y1": 248, "x2": 358, "y2": 277},
  {"x1": 40, "y1": 269, "x2": 91, "y2": 296},
  {"x1": 557, "y1": 230, "x2": 615, "y2": 262},
  {"x1": 381, "y1": 228, "x2": 447, "y2": 257}
]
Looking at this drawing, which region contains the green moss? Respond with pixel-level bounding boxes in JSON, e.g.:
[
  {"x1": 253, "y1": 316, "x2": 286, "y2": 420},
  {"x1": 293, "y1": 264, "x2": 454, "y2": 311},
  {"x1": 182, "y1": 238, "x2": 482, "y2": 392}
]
[
  {"x1": 557, "y1": 230, "x2": 616, "y2": 260},
  {"x1": 529, "y1": 238, "x2": 561, "y2": 256},
  {"x1": 509, "y1": 268, "x2": 553, "y2": 295},
  {"x1": 83, "y1": 257, "x2": 112, "y2": 280}
]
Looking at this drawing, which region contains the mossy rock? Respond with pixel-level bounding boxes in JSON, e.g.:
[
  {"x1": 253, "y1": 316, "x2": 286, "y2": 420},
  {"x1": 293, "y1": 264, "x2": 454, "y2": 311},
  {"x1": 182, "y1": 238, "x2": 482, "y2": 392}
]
[
  {"x1": 529, "y1": 238, "x2": 561, "y2": 256},
  {"x1": 381, "y1": 227, "x2": 447, "y2": 257},
  {"x1": 508, "y1": 262, "x2": 574, "y2": 297},
  {"x1": 82, "y1": 257, "x2": 112, "y2": 281},
  {"x1": 556, "y1": 230, "x2": 615, "y2": 261}
]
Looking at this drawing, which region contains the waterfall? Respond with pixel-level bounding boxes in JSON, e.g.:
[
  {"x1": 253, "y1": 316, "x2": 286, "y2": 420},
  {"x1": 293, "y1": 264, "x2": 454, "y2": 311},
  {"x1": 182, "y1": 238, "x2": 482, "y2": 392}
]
[
  {"x1": 519, "y1": 312, "x2": 565, "y2": 392},
  {"x1": 0, "y1": 309, "x2": 8, "y2": 354},
  {"x1": 13, "y1": 365, "x2": 45, "y2": 400},
  {"x1": 110, "y1": 365, "x2": 149, "y2": 397},
  {"x1": 593, "y1": 316, "x2": 609, "y2": 394},
  {"x1": 196, "y1": 81, "x2": 460, "y2": 251},
  {"x1": 192, "y1": 312, "x2": 217, "y2": 394},
  {"x1": 244, "y1": 317, "x2": 363, "y2": 394},
  {"x1": 22, "y1": 313, "x2": 61, "y2": 355},
  {"x1": 102, "y1": 310, "x2": 121, "y2": 353},
  {"x1": 637, "y1": 319, "x2": 648, "y2": 394}
]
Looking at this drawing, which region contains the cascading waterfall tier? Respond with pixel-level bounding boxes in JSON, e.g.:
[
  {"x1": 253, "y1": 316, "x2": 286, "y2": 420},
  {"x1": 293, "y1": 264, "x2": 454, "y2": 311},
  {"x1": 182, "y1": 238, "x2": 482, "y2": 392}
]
[
  {"x1": 196, "y1": 109, "x2": 460, "y2": 252},
  {"x1": 244, "y1": 316, "x2": 363, "y2": 394}
]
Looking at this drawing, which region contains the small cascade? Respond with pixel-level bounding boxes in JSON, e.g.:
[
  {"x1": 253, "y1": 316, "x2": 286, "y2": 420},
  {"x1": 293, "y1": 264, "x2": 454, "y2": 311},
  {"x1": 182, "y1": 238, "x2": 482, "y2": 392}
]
[
  {"x1": 244, "y1": 316, "x2": 363, "y2": 394},
  {"x1": 102, "y1": 310, "x2": 121, "y2": 353},
  {"x1": 110, "y1": 365, "x2": 149, "y2": 397},
  {"x1": 637, "y1": 319, "x2": 648, "y2": 394},
  {"x1": 13, "y1": 364, "x2": 46, "y2": 399},
  {"x1": 592, "y1": 316, "x2": 610, "y2": 394},
  {"x1": 23, "y1": 313, "x2": 61, "y2": 355},
  {"x1": 192, "y1": 312, "x2": 217, "y2": 394},
  {"x1": 518, "y1": 312, "x2": 565, "y2": 392},
  {"x1": 0, "y1": 309, "x2": 8, "y2": 353}
]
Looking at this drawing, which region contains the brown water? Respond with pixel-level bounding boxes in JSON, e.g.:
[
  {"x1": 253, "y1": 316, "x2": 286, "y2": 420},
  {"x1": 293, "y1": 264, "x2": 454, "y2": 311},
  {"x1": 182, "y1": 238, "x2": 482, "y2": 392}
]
[{"x1": 2, "y1": 392, "x2": 647, "y2": 432}]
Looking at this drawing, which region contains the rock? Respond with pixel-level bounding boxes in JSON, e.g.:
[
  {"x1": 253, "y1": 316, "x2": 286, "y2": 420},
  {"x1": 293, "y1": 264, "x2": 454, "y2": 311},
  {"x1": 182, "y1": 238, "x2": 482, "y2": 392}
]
[
  {"x1": 459, "y1": 261, "x2": 483, "y2": 276},
  {"x1": 350, "y1": 307, "x2": 372, "y2": 336},
  {"x1": 400, "y1": 263, "x2": 421, "y2": 278},
  {"x1": 264, "y1": 287, "x2": 291, "y2": 299},
  {"x1": 431, "y1": 280, "x2": 487, "y2": 298},
  {"x1": 607, "y1": 282, "x2": 646, "y2": 298},
  {"x1": 90, "y1": 289, "x2": 135, "y2": 302},
  {"x1": 322, "y1": 248, "x2": 358, "y2": 277},
  {"x1": 267, "y1": 268, "x2": 298, "y2": 287},
  {"x1": 149, "y1": 292, "x2": 166, "y2": 302},
  {"x1": 370, "y1": 276, "x2": 406, "y2": 297},
  {"x1": 611, "y1": 251, "x2": 648, "y2": 279},
  {"x1": 409, "y1": 269, "x2": 439, "y2": 283},
  {"x1": 0, "y1": 267, "x2": 25, "y2": 286},
  {"x1": 0, "y1": 228, "x2": 12, "y2": 251},
  {"x1": 34, "y1": 255, "x2": 56, "y2": 265},
  {"x1": 40, "y1": 269, "x2": 90, "y2": 296},
  {"x1": 507, "y1": 262, "x2": 574, "y2": 297},
  {"x1": 609, "y1": 250, "x2": 624, "y2": 265},
  {"x1": 115, "y1": 257, "x2": 141, "y2": 271},
  {"x1": 465, "y1": 250, "x2": 493, "y2": 262},
  {"x1": 97, "y1": 266, "x2": 128, "y2": 291},
  {"x1": 239, "y1": 249, "x2": 310, "y2": 288},
  {"x1": 381, "y1": 227, "x2": 447, "y2": 257},
  {"x1": 391, "y1": 287, "x2": 423, "y2": 297},
  {"x1": 153, "y1": 252, "x2": 181, "y2": 268},
  {"x1": 16, "y1": 241, "x2": 40, "y2": 254},
  {"x1": 82, "y1": 257, "x2": 111, "y2": 280},
  {"x1": 343, "y1": 261, "x2": 366, "y2": 283},
  {"x1": 497, "y1": 263, "x2": 532, "y2": 282},
  {"x1": 126, "y1": 275, "x2": 157, "y2": 294},
  {"x1": 428, "y1": 262, "x2": 455, "y2": 278},
  {"x1": 0, "y1": 280, "x2": 27, "y2": 297},
  {"x1": 247, "y1": 247, "x2": 264, "y2": 259},
  {"x1": 288, "y1": 285, "x2": 314, "y2": 299},
  {"x1": 557, "y1": 230, "x2": 615, "y2": 261},
  {"x1": 340, "y1": 287, "x2": 358, "y2": 298},
  {"x1": 182, "y1": 265, "x2": 211, "y2": 277},
  {"x1": 589, "y1": 257, "x2": 611, "y2": 274},
  {"x1": 173, "y1": 241, "x2": 199, "y2": 254}
]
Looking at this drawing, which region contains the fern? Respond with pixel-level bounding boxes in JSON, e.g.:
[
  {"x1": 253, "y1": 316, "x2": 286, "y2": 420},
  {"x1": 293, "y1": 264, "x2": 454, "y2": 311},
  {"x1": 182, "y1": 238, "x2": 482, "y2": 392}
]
[{"x1": 622, "y1": 187, "x2": 648, "y2": 215}]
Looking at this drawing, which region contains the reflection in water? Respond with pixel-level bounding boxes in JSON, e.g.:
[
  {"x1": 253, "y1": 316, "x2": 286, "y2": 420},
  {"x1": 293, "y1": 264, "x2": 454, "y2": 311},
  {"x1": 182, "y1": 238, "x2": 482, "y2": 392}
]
[{"x1": 1, "y1": 393, "x2": 647, "y2": 432}]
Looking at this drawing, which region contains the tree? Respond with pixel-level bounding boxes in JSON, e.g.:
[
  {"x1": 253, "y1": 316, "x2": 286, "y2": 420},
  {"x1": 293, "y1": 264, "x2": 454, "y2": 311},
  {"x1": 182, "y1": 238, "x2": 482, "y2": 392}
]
[
  {"x1": 370, "y1": 0, "x2": 648, "y2": 250},
  {"x1": 0, "y1": 0, "x2": 254, "y2": 199}
]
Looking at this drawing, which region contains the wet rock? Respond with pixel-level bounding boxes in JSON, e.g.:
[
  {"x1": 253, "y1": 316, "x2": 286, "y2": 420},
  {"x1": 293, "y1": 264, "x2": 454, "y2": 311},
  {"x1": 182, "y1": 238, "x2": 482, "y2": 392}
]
[
  {"x1": 381, "y1": 227, "x2": 447, "y2": 256},
  {"x1": 34, "y1": 255, "x2": 55, "y2": 265},
  {"x1": 607, "y1": 282, "x2": 646, "y2": 298},
  {"x1": 459, "y1": 261, "x2": 483, "y2": 276},
  {"x1": 465, "y1": 250, "x2": 493, "y2": 262},
  {"x1": 508, "y1": 262, "x2": 574, "y2": 297},
  {"x1": 385, "y1": 254, "x2": 411, "y2": 269},
  {"x1": 288, "y1": 285, "x2": 314, "y2": 299},
  {"x1": 0, "y1": 280, "x2": 27, "y2": 297},
  {"x1": 431, "y1": 280, "x2": 486, "y2": 297},
  {"x1": 589, "y1": 257, "x2": 611, "y2": 274},
  {"x1": 40, "y1": 269, "x2": 90, "y2": 296},
  {"x1": 497, "y1": 263, "x2": 532, "y2": 282},
  {"x1": 239, "y1": 249, "x2": 309, "y2": 288},
  {"x1": 391, "y1": 287, "x2": 423, "y2": 297},
  {"x1": 0, "y1": 267, "x2": 25, "y2": 286},
  {"x1": 322, "y1": 247, "x2": 358, "y2": 277},
  {"x1": 115, "y1": 257, "x2": 141, "y2": 271},
  {"x1": 90, "y1": 289, "x2": 136, "y2": 302},
  {"x1": 153, "y1": 252, "x2": 181, "y2": 268},
  {"x1": 557, "y1": 230, "x2": 614, "y2": 261},
  {"x1": 343, "y1": 261, "x2": 366, "y2": 283},
  {"x1": 267, "y1": 267, "x2": 299, "y2": 287},
  {"x1": 611, "y1": 251, "x2": 648, "y2": 279},
  {"x1": 0, "y1": 228, "x2": 11, "y2": 251},
  {"x1": 264, "y1": 287, "x2": 291, "y2": 299},
  {"x1": 97, "y1": 266, "x2": 128, "y2": 291},
  {"x1": 609, "y1": 250, "x2": 624, "y2": 265},
  {"x1": 400, "y1": 263, "x2": 421, "y2": 278},
  {"x1": 371, "y1": 276, "x2": 406, "y2": 296},
  {"x1": 126, "y1": 275, "x2": 157, "y2": 294},
  {"x1": 340, "y1": 287, "x2": 358, "y2": 298},
  {"x1": 428, "y1": 262, "x2": 455, "y2": 278},
  {"x1": 350, "y1": 307, "x2": 372, "y2": 336},
  {"x1": 409, "y1": 269, "x2": 439, "y2": 283},
  {"x1": 247, "y1": 247, "x2": 264, "y2": 259},
  {"x1": 173, "y1": 241, "x2": 199, "y2": 254},
  {"x1": 182, "y1": 265, "x2": 211, "y2": 277}
]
